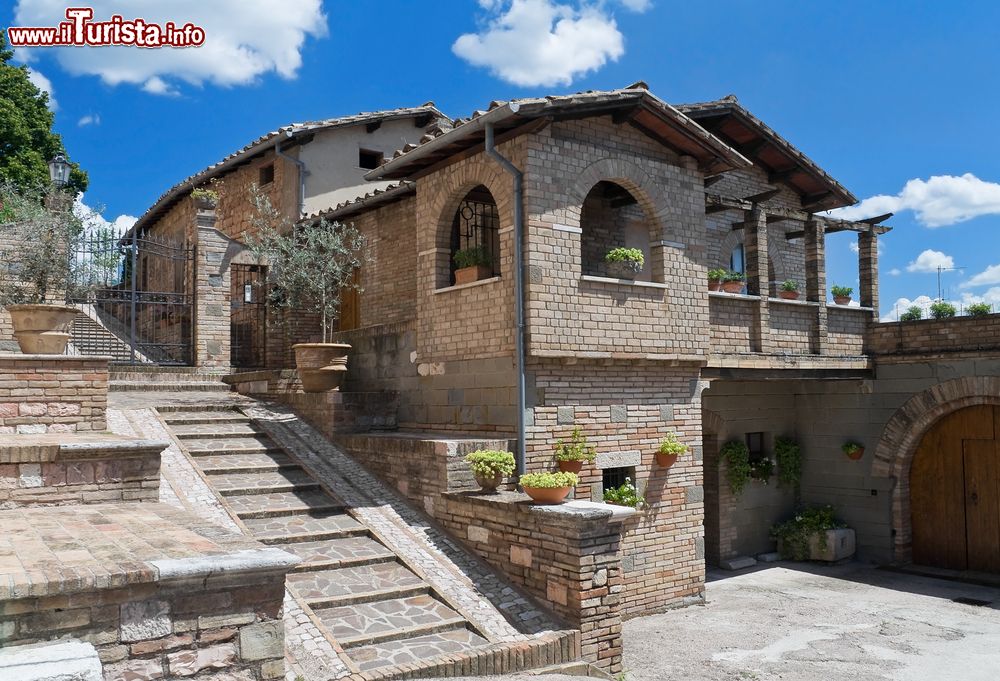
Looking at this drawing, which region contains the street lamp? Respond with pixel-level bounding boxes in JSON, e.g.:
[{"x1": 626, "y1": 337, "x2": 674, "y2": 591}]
[{"x1": 48, "y1": 153, "x2": 71, "y2": 188}]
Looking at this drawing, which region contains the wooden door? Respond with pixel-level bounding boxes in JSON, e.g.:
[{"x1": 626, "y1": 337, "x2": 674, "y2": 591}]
[
  {"x1": 963, "y1": 440, "x2": 1000, "y2": 572},
  {"x1": 338, "y1": 268, "x2": 360, "y2": 332}
]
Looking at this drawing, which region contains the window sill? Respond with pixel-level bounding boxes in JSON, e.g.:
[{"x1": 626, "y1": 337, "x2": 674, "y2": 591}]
[
  {"x1": 580, "y1": 275, "x2": 669, "y2": 290},
  {"x1": 708, "y1": 290, "x2": 757, "y2": 301},
  {"x1": 769, "y1": 296, "x2": 819, "y2": 307},
  {"x1": 433, "y1": 276, "x2": 501, "y2": 295}
]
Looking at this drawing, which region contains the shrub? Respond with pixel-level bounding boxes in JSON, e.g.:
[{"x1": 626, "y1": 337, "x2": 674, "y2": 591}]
[
  {"x1": 770, "y1": 505, "x2": 846, "y2": 560},
  {"x1": 831, "y1": 285, "x2": 853, "y2": 298},
  {"x1": 464, "y1": 450, "x2": 515, "y2": 478},
  {"x1": 721, "y1": 440, "x2": 751, "y2": 495},
  {"x1": 930, "y1": 301, "x2": 957, "y2": 319},
  {"x1": 707, "y1": 268, "x2": 727, "y2": 282},
  {"x1": 519, "y1": 471, "x2": 579, "y2": 488},
  {"x1": 967, "y1": 302, "x2": 992, "y2": 318},
  {"x1": 899, "y1": 305, "x2": 922, "y2": 321},
  {"x1": 774, "y1": 437, "x2": 802, "y2": 488},
  {"x1": 603, "y1": 478, "x2": 644, "y2": 509},
  {"x1": 658, "y1": 432, "x2": 688, "y2": 456},
  {"x1": 723, "y1": 270, "x2": 747, "y2": 282},
  {"x1": 453, "y1": 245, "x2": 492, "y2": 269},
  {"x1": 605, "y1": 247, "x2": 644, "y2": 265},
  {"x1": 554, "y1": 427, "x2": 597, "y2": 462},
  {"x1": 780, "y1": 280, "x2": 799, "y2": 292}
]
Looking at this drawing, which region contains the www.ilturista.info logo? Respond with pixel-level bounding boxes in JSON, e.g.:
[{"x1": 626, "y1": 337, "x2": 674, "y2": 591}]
[{"x1": 7, "y1": 7, "x2": 206, "y2": 48}]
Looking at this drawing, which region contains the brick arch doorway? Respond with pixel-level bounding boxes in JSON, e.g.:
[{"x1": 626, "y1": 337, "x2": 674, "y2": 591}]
[{"x1": 911, "y1": 404, "x2": 1000, "y2": 572}]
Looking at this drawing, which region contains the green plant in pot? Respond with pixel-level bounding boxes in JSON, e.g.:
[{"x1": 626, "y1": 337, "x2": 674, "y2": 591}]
[
  {"x1": 842, "y1": 441, "x2": 865, "y2": 461},
  {"x1": 519, "y1": 471, "x2": 578, "y2": 505},
  {"x1": 831, "y1": 284, "x2": 853, "y2": 305},
  {"x1": 721, "y1": 270, "x2": 746, "y2": 294},
  {"x1": 243, "y1": 184, "x2": 367, "y2": 392},
  {"x1": 778, "y1": 279, "x2": 800, "y2": 300},
  {"x1": 452, "y1": 245, "x2": 493, "y2": 286},
  {"x1": 770, "y1": 505, "x2": 848, "y2": 561},
  {"x1": 656, "y1": 432, "x2": 688, "y2": 467},
  {"x1": 603, "y1": 478, "x2": 644, "y2": 509},
  {"x1": 554, "y1": 427, "x2": 596, "y2": 473},
  {"x1": 465, "y1": 450, "x2": 515, "y2": 493},
  {"x1": 749, "y1": 456, "x2": 775, "y2": 483},
  {"x1": 707, "y1": 268, "x2": 727, "y2": 292},
  {"x1": 605, "y1": 247, "x2": 644, "y2": 280}
]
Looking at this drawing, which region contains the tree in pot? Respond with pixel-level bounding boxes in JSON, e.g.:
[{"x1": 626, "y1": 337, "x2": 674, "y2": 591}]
[
  {"x1": 778, "y1": 279, "x2": 800, "y2": 300},
  {"x1": 0, "y1": 181, "x2": 89, "y2": 354},
  {"x1": 605, "y1": 247, "x2": 644, "y2": 280},
  {"x1": 243, "y1": 185, "x2": 367, "y2": 392},
  {"x1": 464, "y1": 450, "x2": 515, "y2": 493},
  {"x1": 656, "y1": 432, "x2": 688, "y2": 467},
  {"x1": 831, "y1": 284, "x2": 853, "y2": 305},
  {"x1": 707, "y1": 268, "x2": 727, "y2": 292},
  {"x1": 452, "y1": 245, "x2": 493, "y2": 286},
  {"x1": 519, "y1": 471, "x2": 578, "y2": 505},
  {"x1": 554, "y1": 427, "x2": 596, "y2": 473},
  {"x1": 721, "y1": 270, "x2": 746, "y2": 294}
]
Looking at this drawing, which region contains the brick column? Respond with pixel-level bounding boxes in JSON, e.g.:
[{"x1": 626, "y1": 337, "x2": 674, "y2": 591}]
[
  {"x1": 804, "y1": 219, "x2": 827, "y2": 354},
  {"x1": 744, "y1": 207, "x2": 771, "y2": 353},
  {"x1": 195, "y1": 209, "x2": 231, "y2": 368},
  {"x1": 859, "y1": 227, "x2": 879, "y2": 318}
]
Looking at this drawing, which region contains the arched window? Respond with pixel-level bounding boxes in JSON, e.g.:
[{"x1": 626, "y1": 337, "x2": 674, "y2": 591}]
[
  {"x1": 580, "y1": 181, "x2": 654, "y2": 281},
  {"x1": 448, "y1": 185, "x2": 499, "y2": 286},
  {"x1": 729, "y1": 244, "x2": 745, "y2": 274}
]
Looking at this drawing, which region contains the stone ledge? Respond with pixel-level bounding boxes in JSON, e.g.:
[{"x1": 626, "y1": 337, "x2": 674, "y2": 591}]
[
  {"x1": 0, "y1": 640, "x2": 102, "y2": 681},
  {"x1": 433, "y1": 276, "x2": 502, "y2": 295},
  {"x1": 0, "y1": 433, "x2": 168, "y2": 463},
  {"x1": 0, "y1": 353, "x2": 111, "y2": 363},
  {"x1": 446, "y1": 490, "x2": 637, "y2": 524},
  {"x1": 580, "y1": 274, "x2": 669, "y2": 290}
]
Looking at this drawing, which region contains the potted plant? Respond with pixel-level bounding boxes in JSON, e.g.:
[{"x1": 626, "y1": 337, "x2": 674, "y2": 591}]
[
  {"x1": 707, "y1": 268, "x2": 727, "y2": 292},
  {"x1": 721, "y1": 270, "x2": 746, "y2": 294},
  {"x1": 967, "y1": 302, "x2": 991, "y2": 318},
  {"x1": 749, "y1": 456, "x2": 774, "y2": 483},
  {"x1": 519, "y1": 471, "x2": 578, "y2": 505},
  {"x1": 603, "y1": 478, "x2": 644, "y2": 509},
  {"x1": 465, "y1": 450, "x2": 515, "y2": 493},
  {"x1": 554, "y1": 427, "x2": 596, "y2": 473},
  {"x1": 190, "y1": 186, "x2": 219, "y2": 210},
  {"x1": 452, "y1": 245, "x2": 493, "y2": 286},
  {"x1": 0, "y1": 182, "x2": 83, "y2": 354},
  {"x1": 899, "y1": 305, "x2": 922, "y2": 321},
  {"x1": 721, "y1": 440, "x2": 751, "y2": 495},
  {"x1": 831, "y1": 285, "x2": 853, "y2": 305},
  {"x1": 770, "y1": 505, "x2": 855, "y2": 562},
  {"x1": 243, "y1": 185, "x2": 367, "y2": 392},
  {"x1": 656, "y1": 432, "x2": 688, "y2": 467},
  {"x1": 778, "y1": 280, "x2": 800, "y2": 300},
  {"x1": 842, "y1": 441, "x2": 865, "y2": 461},
  {"x1": 930, "y1": 301, "x2": 956, "y2": 319},
  {"x1": 605, "y1": 247, "x2": 644, "y2": 279}
]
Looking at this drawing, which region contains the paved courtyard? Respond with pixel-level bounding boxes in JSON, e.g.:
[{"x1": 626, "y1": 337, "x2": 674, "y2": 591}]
[{"x1": 622, "y1": 563, "x2": 1000, "y2": 681}]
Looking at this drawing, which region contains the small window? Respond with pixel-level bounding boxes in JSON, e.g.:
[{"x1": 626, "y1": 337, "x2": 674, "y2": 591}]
[
  {"x1": 730, "y1": 244, "x2": 745, "y2": 274},
  {"x1": 358, "y1": 149, "x2": 383, "y2": 170},
  {"x1": 602, "y1": 466, "x2": 634, "y2": 493},
  {"x1": 746, "y1": 432, "x2": 766, "y2": 462},
  {"x1": 259, "y1": 164, "x2": 274, "y2": 186}
]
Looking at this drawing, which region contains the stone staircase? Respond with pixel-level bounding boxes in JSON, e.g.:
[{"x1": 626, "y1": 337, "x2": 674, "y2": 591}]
[
  {"x1": 110, "y1": 366, "x2": 232, "y2": 392},
  {"x1": 158, "y1": 404, "x2": 577, "y2": 678}
]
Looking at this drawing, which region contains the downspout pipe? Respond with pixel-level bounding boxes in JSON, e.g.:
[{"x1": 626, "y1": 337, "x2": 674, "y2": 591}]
[
  {"x1": 275, "y1": 131, "x2": 307, "y2": 217},
  {"x1": 484, "y1": 121, "x2": 527, "y2": 478}
]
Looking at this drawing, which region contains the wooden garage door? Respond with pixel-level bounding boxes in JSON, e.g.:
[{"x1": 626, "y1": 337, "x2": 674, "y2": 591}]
[{"x1": 911, "y1": 405, "x2": 1000, "y2": 572}]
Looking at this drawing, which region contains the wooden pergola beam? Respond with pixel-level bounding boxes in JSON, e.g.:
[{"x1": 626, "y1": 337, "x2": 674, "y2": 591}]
[
  {"x1": 705, "y1": 193, "x2": 894, "y2": 238},
  {"x1": 742, "y1": 188, "x2": 782, "y2": 204}
]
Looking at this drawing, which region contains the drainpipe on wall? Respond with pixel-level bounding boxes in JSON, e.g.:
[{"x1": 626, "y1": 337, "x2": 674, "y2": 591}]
[
  {"x1": 275, "y1": 132, "x2": 307, "y2": 217},
  {"x1": 484, "y1": 121, "x2": 527, "y2": 478}
]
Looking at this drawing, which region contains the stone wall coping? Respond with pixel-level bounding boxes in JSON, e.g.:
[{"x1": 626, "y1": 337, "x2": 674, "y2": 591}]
[
  {"x1": 828, "y1": 304, "x2": 875, "y2": 313},
  {"x1": 579, "y1": 274, "x2": 669, "y2": 290},
  {"x1": 530, "y1": 348, "x2": 707, "y2": 365},
  {"x1": 432, "y1": 276, "x2": 502, "y2": 295},
  {"x1": 0, "y1": 640, "x2": 102, "y2": 681},
  {"x1": 150, "y1": 547, "x2": 300, "y2": 582},
  {"x1": 768, "y1": 297, "x2": 820, "y2": 308},
  {"x1": 708, "y1": 290, "x2": 759, "y2": 302},
  {"x1": 0, "y1": 434, "x2": 167, "y2": 463},
  {"x1": 0, "y1": 353, "x2": 111, "y2": 363},
  {"x1": 335, "y1": 430, "x2": 514, "y2": 444},
  {"x1": 445, "y1": 490, "x2": 636, "y2": 524},
  {"x1": 706, "y1": 353, "x2": 871, "y2": 371}
]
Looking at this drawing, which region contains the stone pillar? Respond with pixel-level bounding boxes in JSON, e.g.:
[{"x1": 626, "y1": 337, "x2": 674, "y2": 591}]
[
  {"x1": 194, "y1": 209, "x2": 231, "y2": 368},
  {"x1": 859, "y1": 227, "x2": 879, "y2": 317},
  {"x1": 804, "y1": 219, "x2": 827, "y2": 354},
  {"x1": 744, "y1": 207, "x2": 771, "y2": 353}
]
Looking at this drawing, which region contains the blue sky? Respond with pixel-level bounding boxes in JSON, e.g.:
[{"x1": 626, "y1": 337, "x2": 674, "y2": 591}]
[{"x1": 6, "y1": 1, "x2": 1000, "y2": 319}]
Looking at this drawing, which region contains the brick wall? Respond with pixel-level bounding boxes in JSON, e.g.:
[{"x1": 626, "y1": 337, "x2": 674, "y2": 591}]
[
  {"x1": 868, "y1": 314, "x2": 1000, "y2": 357},
  {"x1": 769, "y1": 300, "x2": 815, "y2": 354},
  {"x1": 0, "y1": 355, "x2": 108, "y2": 433},
  {"x1": 349, "y1": 197, "x2": 418, "y2": 329},
  {"x1": 708, "y1": 294, "x2": 756, "y2": 353},
  {"x1": 827, "y1": 306, "x2": 868, "y2": 355}
]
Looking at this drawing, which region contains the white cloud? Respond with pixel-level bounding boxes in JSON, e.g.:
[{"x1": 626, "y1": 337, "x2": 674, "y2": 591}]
[
  {"x1": 906, "y1": 249, "x2": 954, "y2": 273},
  {"x1": 881, "y1": 295, "x2": 935, "y2": 322},
  {"x1": 73, "y1": 194, "x2": 137, "y2": 238},
  {"x1": 827, "y1": 173, "x2": 1000, "y2": 228},
  {"x1": 888, "y1": 268, "x2": 902, "y2": 276},
  {"x1": 26, "y1": 67, "x2": 56, "y2": 110},
  {"x1": 848, "y1": 240, "x2": 884, "y2": 255},
  {"x1": 453, "y1": 0, "x2": 649, "y2": 87},
  {"x1": 962, "y1": 263, "x2": 1000, "y2": 288},
  {"x1": 77, "y1": 114, "x2": 100, "y2": 127},
  {"x1": 13, "y1": 1, "x2": 327, "y2": 95}
]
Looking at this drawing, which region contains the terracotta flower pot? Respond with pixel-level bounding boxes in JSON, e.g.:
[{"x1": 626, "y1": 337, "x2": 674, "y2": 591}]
[
  {"x1": 722, "y1": 281, "x2": 745, "y2": 294},
  {"x1": 454, "y1": 265, "x2": 492, "y2": 286},
  {"x1": 558, "y1": 460, "x2": 584, "y2": 474},
  {"x1": 522, "y1": 485, "x2": 572, "y2": 505},
  {"x1": 655, "y1": 452, "x2": 679, "y2": 468},
  {"x1": 474, "y1": 470, "x2": 503, "y2": 493},
  {"x1": 778, "y1": 290, "x2": 800, "y2": 300},
  {"x1": 708, "y1": 280, "x2": 722, "y2": 292},
  {"x1": 834, "y1": 296, "x2": 852, "y2": 306},
  {"x1": 6, "y1": 304, "x2": 79, "y2": 354},
  {"x1": 292, "y1": 343, "x2": 351, "y2": 392},
  {"x1": 845, "y1": 446, "x2": 865, "y2": 461}
]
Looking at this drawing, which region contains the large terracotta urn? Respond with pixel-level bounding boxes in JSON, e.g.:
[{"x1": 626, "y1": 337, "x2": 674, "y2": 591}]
[
  {"x1": 6, "y1": 304, "x2": 79, "y2": 354},
  {"x1": 291, "y1": 343, "x2": 351, "y2": 392}
]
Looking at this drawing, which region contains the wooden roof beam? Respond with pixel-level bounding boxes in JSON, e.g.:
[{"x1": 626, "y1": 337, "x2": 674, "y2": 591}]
[
  {"x1": 768, "y1": 167, "x2": 800, "y2": 184},
  {"x1": 704, "y1": 174, "x2": 725, "y2": 188},
  {"x1": 743, "y1": 188, "x2": 781, "y2": 204}
]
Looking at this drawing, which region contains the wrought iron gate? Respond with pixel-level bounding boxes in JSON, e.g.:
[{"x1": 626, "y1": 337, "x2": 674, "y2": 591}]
[
  {"x1": 230, "y1": 263, "x2": 267, "y2": 368},
  {"x1": 68, "y1": 229, "x2": 195, "y2": 365}
]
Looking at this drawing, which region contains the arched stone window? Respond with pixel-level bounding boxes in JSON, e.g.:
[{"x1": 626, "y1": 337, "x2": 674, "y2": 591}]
[
  {"x1": 447, "y1": 185, "x2": 500, "y2": 286},
  {"x1": 580, "y1": 181, "x2": 655, "y2": 281}
]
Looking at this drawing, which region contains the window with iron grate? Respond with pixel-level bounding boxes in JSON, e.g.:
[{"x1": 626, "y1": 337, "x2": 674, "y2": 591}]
[{"x1": 448, "y1": 185, "x2": 500, "y2": 285}]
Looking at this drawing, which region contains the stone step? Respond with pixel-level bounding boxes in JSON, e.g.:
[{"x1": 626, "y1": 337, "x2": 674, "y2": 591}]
[
  {"x1": 349, "y1": 628, "x2": 490, "y2": 673},
  {"x1": 183, "y1": 436, "x2": 281, "y2": 455},
  {"x1": 241, "y1": 512, "x2": 367, "y2": 543},
  {"x1": 198, "y1": 451, "x2": 297, "y2": 475},
  {"x1": 110, "y1": 381, "x2": 230, "y2": 392},
  {"x1": 171, "y1": 422, "x2": 264, "y2": 438},
  {"x1": 227, "y1": 490, "x2": 345, "y2": 519},
  {"x1": 161, "y1": 411, "x2": 250, "y2": 425},
  {"x1": 287, "y1": 563, "x2": 426, "y2": 604},
  {"x1": 211, "y1": 469, "x2": 319, "y2": 496},
  {"x1": 282, "y1": 536, "x2": 396, "y2": 571},
  {"x1": 314, "y1": 594, "x2": 466, "y2": 649},
  {"x1": 157, "y1": 404, "x2": 240, "y2": 413}
]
